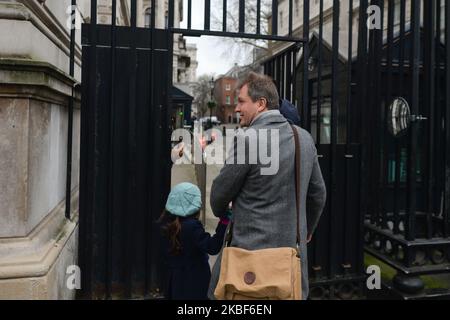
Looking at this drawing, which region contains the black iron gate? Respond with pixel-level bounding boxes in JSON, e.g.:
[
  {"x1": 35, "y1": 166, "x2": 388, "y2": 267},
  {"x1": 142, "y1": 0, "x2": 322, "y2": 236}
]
[
  {"x1": 78, "y1": 0, "x2": 172, "y2": 299},
  {"x1": 75, "y1": 0, "x2": 450, "y2": 300},
  {"x1": 78, "y1": 0, "x2": 305, "y2": 299},
  {"x1": 361, "y1": 0, "x2": 450, "y2": 298}
]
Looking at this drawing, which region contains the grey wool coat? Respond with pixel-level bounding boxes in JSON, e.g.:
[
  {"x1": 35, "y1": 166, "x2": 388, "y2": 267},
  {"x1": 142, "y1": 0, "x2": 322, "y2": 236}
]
[{"x1": 207, "y1": 110, "x2": 327, "y2": 300}]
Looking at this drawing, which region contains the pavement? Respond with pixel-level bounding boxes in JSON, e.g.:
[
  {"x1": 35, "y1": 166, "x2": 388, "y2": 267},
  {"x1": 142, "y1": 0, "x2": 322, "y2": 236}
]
[{"x1": 170, "y1": 163, "x2": 197, "y2": 187}]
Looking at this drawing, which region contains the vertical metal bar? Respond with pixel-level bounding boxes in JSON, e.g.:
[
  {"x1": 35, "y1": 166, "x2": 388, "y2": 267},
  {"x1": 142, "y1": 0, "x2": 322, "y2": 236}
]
[
  {"x1": 445, "y1": 0, "x2": 450, "y2": 237},
  {"x1": 257, "y1": 0, "x2": 261, "y2": 34},
  {"x1": 293, "y1": 45, "x2": 300, "y2": 118},
  {"x1": 435, "y1": 0, "x2": 443, "y2": 237},
  {"x1": 291, "y1": 49, "x2": 295, "y2": 103},
  {"x1": 356, "y1": 0, "x2": 369, "y2": 275},
  {"x1": 425, "y1": 0, "x2": 436, "y2": 239},
  {"x1": 302, "y1": 0, "x2": 310, "y2": 131},
  {"x1": 393, "y1": 0, "x2": 406, "y2": 235},
  {"x1": 165, "y1": 6, "x2": 176, "y2": 293},
  {"x1": 343, "y1": 0, "x2": 354, "y2": 269},
  {"x1": 188, "y1": 0, "x2": 192, "y2": 29},
  {"x1": 366, "y1": 0, "x2": 376, "y2": 226},
  {"x1": 383, "y1": 0, "x2": 394, "y2": 231},
  {"x1": 406, "y1": 0, "x2": 421, "y2": 241},
  {"x1": 105, "y1": 0, "x2": 117, "y2": 300},
  {"x1": 131, "y1": 0, "x2": 137, "y2": 27},
  {"x1": 329, "y1": 0, "x2": 340, "y2": 278},
  {"x1": 239, "y1": 0, "x2": 245, "y2": 33},
  {"x1": 145, "y1": 0, "x2": 156, "y2": 296},
  {"x1": 312, "y1": 0, "x2": 322, "y2": 269},
  {"x1": 317, "y1": 0, "x2": 323, "y2": 144},
  {"x1": 69, "y1": 0, "x2": 76, "y2": 77},
  {"x1": 85, "y1": 0, "x2": 98, "y2": 298},
  {"x1": 289, "y1": 0, "x2": 293, "y2": 36},
  {"x1": 222, "y1": 0, "x2": 227, "y2": 32},
  {"x1": 281, "y1": 54, "x2": 285, "y2": 99},
  {"x1": 276, "y1": 55, "x2": 281, "y2": 94},
  {"x1": 125, "y1": 0, "x2": 139, "y2": 298},
  {"x1": 205, "y1": 0, "x2": 211, "y2": 30},
  {"x1": 373, "y1": 0, "x2": 384, "y2": 228},
  {"x1": 286, "y1": 49, "x2": 292, "y2": 101},
  {"x1": 272, "y1": 0, "x2": 278, "y2": 36},
  {"x1": 347, "y1": 0, "x2": 353, "y2": 146},
  {"x1": 65, "y1": 0, "x2": 77, "y2": 220},
  {"x1": 151, "y1": 0, "x2": 155, "y2": 29},
  {"x1": 272, "y1": 59, "x2": 276, "y2": 81}
]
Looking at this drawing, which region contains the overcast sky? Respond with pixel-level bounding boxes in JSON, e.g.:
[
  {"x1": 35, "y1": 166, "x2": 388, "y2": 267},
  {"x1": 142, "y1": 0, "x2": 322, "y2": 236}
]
[{"x1": 179, "y1": 0, "x2": 250, "y2": 78}]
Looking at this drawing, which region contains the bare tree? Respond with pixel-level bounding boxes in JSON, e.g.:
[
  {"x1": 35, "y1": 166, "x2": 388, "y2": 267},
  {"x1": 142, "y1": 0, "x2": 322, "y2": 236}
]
[
  {"x1": 211, "y1": 0, "x2": 272, "y2": 64},
  {"x1": 193, "y1": 74, "x2": 215, "y2": 118}
]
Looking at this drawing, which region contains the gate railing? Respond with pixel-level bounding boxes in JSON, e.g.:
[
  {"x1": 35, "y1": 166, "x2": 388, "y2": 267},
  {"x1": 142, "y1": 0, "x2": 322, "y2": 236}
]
[
  {"x1": 78, "y1": 0, "x2": 172, "y2": 299},
  {"x1": 360, "y1": 0, "x2": 450, "y2": 298},
  {"x1": 76, "y1": 0, "x2": 450, "y2": 300},
  {"x1": 169, "y1": 0, "x2": 304, "y2": 43}
]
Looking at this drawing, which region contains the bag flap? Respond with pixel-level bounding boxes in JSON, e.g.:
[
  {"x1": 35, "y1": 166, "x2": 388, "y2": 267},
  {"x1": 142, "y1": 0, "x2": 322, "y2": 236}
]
[{"x1": 215, "y1": 247, "x2": 299, "y2": 300}]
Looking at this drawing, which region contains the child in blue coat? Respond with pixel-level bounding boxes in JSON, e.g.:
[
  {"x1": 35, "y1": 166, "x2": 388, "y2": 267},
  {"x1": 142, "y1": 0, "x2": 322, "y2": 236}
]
[{"x1": 159, "y1": 182, "x2": 229, "y2": 300}]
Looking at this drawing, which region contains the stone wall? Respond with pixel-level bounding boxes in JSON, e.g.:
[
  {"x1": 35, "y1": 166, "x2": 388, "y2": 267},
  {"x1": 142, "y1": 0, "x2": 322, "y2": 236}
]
[{"x1": 0, "y1": 0, "x2": 86, "y2": 300}]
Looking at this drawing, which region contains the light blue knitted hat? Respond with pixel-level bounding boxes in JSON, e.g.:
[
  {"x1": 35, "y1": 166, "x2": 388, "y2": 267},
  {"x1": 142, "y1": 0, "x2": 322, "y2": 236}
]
[{"x1": 165, "y1": 182, "x2": 202, "y2": 217}]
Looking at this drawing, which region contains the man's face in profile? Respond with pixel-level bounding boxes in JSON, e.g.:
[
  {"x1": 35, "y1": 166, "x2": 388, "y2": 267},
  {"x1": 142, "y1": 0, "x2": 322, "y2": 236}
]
[{"x1": 235, "y1": 84, "x2": 263, "y2": 127}]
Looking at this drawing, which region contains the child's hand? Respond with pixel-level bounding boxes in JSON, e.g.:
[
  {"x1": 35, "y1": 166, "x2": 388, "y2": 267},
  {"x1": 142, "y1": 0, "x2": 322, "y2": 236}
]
[{"x1": 219, "y1": 216, "x2": 230, "y2": 225}]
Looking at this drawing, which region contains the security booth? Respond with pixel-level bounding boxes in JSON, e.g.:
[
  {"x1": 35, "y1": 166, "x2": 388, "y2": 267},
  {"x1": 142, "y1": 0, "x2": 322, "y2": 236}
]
[{"x1": 171, "y1": 86, "x2": 193, "y2": 130}]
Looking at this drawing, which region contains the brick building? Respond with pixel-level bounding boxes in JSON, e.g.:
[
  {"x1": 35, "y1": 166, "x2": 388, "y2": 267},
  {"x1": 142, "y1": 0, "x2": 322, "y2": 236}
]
[{"x1": 213, "y1": 76, "x2": 238, "y2": 124}]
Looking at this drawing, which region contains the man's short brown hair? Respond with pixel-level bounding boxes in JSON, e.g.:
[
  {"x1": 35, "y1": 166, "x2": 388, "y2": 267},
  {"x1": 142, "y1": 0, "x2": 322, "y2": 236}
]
[{"x1": 237, "y1": 72, "x2": 280, "y2": 110}]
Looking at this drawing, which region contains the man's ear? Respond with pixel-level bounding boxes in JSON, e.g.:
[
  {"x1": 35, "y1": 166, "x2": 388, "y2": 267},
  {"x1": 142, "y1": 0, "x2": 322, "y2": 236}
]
[{"x1": 258, "y1": 98, "x2": 268, "y2": 111}]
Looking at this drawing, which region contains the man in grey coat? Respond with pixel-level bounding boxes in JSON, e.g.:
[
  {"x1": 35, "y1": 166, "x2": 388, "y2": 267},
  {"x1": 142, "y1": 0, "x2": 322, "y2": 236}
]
[{"x1": 207, "y1": 72, "x2": 327, "y2": 300}]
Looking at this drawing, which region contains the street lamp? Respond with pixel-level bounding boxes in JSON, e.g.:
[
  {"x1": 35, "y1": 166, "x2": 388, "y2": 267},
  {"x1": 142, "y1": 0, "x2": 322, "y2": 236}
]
[{"x1": 208, "y1": 77, "x2": 216, "y2": 129}]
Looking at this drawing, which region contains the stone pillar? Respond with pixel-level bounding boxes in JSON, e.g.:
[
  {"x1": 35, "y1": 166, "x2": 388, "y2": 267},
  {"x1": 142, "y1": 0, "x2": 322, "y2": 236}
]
[{"x1": 0, "y1": 0, "x2": 82, "y2": 300}]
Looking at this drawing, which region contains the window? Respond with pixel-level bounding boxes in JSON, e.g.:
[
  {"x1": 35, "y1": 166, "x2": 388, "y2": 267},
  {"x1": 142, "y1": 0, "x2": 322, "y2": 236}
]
[
  {"x1": 234, "y1": 96, "x2": 238, "y2": 104},
  {"x1": 145, "y1": 8, "x2": 152, "y2": 28},
  {"x1": 295, "y1": 0, "x2": 300, "y2": 17},
  {"x1": 225, "y1": 84, "x2": 231, "y2": 91},
  {"x1": 279, "y1": 11, "x2": 283, "y2": 29},
  {"x1": 226, "y1": 96, "x2": 231, "y2": 105}
]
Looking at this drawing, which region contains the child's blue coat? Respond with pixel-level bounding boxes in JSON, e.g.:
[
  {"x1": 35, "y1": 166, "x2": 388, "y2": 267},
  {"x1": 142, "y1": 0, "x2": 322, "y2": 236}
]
[{"x1": 160, "y1": 217, "x2": 227, "y2": 300}]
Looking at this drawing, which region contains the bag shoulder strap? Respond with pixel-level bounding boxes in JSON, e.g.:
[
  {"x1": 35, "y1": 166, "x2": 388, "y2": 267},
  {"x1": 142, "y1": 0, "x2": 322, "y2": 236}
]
[
  {"x1": 224, "y1": 125, "x2": 302, "y2": 249},
  {"x1": 291, "y1": 125, "x2": 301, "y2": 248}
]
